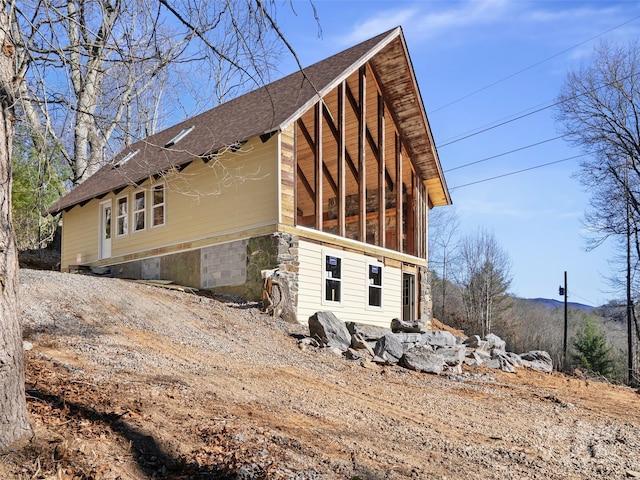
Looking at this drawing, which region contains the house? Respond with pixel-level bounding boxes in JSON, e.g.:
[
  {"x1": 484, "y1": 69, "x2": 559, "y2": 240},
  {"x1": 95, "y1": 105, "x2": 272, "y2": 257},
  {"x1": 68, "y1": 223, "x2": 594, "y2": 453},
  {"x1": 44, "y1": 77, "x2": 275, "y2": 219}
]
[{"x1": 47, "y1": 27, "x2": 451, "y2": 328}]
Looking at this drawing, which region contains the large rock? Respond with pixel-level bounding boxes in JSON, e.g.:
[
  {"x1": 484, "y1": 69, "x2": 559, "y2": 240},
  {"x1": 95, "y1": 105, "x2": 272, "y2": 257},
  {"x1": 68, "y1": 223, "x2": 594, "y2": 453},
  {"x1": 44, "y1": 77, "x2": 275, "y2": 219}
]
[
  {"x1": 391, "y1": 318, "x2": 427, "y2": 334},
  {"x1": 437, "y1": 345, "x2": 466, "y2": 367},
  {"x1": 491, "y1": 350, "x2": 519, "y2": 373},
  {"x1": 350, "y1": 333, "x2": 375, "y2": 357},
  {"x1": 400, "y1": 346, "x2": 444, "y2": 374},
  {"x1": 308, "y1": 311, "x2": 351, "y2": 351},
  {"x1": 373, "y1": 333, "x2": 405, "y2": 364},
  {"x1": 345, "y1": 322, "x2": 391, "y2": 342},
  {"x1": 520, "y1": 350, "x2": 553, "y2": 373},
  {"x1": 421, "y1": 330, "x2": 457, "y2": 348},
  {"x1": 463, "y1": 335, "x2": 485, "y2": 349},
  {"x1": 485, "y1": 333, "x2": 506, "y2": 351}
]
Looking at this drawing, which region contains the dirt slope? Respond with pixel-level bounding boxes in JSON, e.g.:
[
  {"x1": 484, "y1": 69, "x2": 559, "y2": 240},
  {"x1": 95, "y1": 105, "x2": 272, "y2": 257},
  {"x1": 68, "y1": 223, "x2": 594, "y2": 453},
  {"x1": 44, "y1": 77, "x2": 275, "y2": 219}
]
[{"x1": 2, "y1": 269, "x2": 640, "y2": 479}]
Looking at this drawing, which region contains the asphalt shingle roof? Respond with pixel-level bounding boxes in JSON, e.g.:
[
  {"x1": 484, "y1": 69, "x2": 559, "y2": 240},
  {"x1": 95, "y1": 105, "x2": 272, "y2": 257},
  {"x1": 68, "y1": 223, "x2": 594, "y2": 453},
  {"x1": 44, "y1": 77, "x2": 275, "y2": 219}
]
[{"x1": 48, "y1": 27, "x2": 449, "y2": 214}]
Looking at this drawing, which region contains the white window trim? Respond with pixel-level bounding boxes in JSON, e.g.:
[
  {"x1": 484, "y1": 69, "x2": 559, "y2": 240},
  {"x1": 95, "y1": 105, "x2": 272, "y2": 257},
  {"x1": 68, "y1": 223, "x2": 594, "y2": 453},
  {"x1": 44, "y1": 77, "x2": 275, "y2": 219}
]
[
  {"x1": 133, "y1": 189, "x2": 146, "y2": 232},
  {"x1": 322, "y1": 250, "x2": 343, "y2": 306},
  {"x1": 151, "y1": 182, "x2": 166, "y2": 228},
  {"x1": 366, "y1": 259, "x2": 384, "y2": 310},
  {"x1": 115, "y1": 194, "x2": 129, "y2": 237}
]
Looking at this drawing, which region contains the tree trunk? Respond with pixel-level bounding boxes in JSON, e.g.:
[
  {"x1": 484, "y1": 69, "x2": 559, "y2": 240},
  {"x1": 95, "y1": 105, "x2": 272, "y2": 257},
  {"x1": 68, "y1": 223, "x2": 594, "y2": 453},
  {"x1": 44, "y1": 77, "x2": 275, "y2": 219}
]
[{"x1": 0, "y1": 1, "x2": 31, "y2": 450}]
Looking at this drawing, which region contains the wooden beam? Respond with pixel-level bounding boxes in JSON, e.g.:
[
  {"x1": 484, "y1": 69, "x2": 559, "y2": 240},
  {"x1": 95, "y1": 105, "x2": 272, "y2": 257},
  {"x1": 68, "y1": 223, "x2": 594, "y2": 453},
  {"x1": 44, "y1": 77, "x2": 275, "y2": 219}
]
[
  {"x1": 347, "y1": 80, "x2": 394, "y2": 192},
  {"x1": 297, "y1": 164, "x2": 314, "y2": 202},
  {"x1": 322, "y1": 102, "x2": 358, "y2": 181},
  {"x1": 314, "y1": 101, "x2": 323, "y2": 231},
  {"x1": 358, "y1": 66, "x2": 366, "y2": 243},
  {"x1": 337, "y1": 82, "x2": 346, "y2": 238},
  {"x1": 378, "y1": 93, "x2": 386, "y2": 248},
  {"x1": 395, "y1": 134, "x2": 403, "y2": 253},
  {"x1": 299, "y1": 116, "x2": 338, "y2": 197}
]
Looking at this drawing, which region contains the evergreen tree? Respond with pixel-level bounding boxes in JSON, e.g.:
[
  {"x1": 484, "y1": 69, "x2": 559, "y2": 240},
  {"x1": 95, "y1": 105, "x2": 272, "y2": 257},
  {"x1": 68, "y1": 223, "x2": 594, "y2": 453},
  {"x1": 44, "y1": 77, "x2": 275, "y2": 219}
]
[{"x1": 572, "y1": 316, "x2": 614, "y2": 377}]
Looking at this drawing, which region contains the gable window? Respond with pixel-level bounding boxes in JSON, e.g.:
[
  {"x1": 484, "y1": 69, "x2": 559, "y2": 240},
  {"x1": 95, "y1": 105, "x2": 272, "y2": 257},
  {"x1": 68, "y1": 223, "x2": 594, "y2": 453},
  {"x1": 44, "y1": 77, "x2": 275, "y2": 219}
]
[
  {"x1": 152, "y1": 183, "x2": 165, "y2": 227},
  {"x1": 323, "y1": 254, "x2": 342, "y2": 303},
  {"x1": 368, "y1": 262, "x2": 383, "y2": 308},
  {"x1": 116, "y1": 195, "x2": 128, "y2": 236},
  {"x1": 133, "y1": 190, "x2": 146, "y2": 231}
]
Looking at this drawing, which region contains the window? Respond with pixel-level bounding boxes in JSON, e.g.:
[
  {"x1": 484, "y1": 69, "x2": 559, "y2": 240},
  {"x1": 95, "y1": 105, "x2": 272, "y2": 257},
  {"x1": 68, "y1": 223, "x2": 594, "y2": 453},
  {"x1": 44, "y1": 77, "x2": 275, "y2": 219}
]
[
  {"x1": 152, "y1": 184, "x2": 165, "y2": 227},
  {"x1": 368, "y1": 263, "x2": 383, "y2": 307},
  {"x1": 116, "y1": 196, "x2": 128, "y2": 236},
  {"x1": 133, "y1": 190, "x2": 146, "y2": 231},
  {"x1": 324, "y1": 254, "x2": 342, "y2": 303}
]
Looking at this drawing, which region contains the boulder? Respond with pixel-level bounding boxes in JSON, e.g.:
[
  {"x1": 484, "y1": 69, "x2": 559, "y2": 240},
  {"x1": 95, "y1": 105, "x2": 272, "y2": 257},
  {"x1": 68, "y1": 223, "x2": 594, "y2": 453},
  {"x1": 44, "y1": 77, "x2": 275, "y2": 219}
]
[
  {"x1": 345, "y1": 322, "x2": 391, "y2": 342},
  {"x1": 391, "y1": 318, "x2": 427, "y2": 334},
  {"x1": 492, "y1": 350, "x2": 519, "y2": 373},
  {"x1": 308, "y1": 311, "x2": 351, "y2": 351},
  {"x1": 350, "y1": 333, "x2": 375, "y2": 357},
  {"x1": 437, "y1": 345, "x2": 466, "y2": 366},
  {"x1": 373, "y1": 333, "x2": 405, "y2": 364},
  {"x1": 520, "y1": 350, "x2": 553, "y2": 373},
  {"x1": 400, "y1": 346, "x2": 444, "y2": 374},
  {"x1": 421, "y1": 330, "x2": 457, "y2": 348},
  {"x1": 463, "y1": 335, "x2": 485, "y2": 348},
  {"x1": 485, "y1": 333, "x2": 506, "y2": 351}
]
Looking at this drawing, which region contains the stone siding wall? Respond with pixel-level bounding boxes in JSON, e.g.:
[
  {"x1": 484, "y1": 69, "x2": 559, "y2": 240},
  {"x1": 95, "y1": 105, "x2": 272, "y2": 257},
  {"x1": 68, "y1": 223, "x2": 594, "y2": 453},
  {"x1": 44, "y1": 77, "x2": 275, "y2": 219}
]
[{"x1": 419, "y1": 266, "x2": 432, "y2": 326}]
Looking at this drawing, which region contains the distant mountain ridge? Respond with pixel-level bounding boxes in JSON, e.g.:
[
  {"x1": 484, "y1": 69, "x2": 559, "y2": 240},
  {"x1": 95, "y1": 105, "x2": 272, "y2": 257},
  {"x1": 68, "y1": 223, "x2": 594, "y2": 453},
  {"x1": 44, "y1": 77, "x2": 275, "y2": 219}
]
[{"x1": 523, "y1": 298, "x2": 597, "y2": 312}]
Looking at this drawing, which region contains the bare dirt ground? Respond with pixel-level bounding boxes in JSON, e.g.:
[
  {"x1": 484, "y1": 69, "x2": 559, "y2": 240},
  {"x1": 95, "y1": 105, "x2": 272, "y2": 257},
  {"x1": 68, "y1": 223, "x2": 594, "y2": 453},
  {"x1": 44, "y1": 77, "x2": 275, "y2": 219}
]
[{"x1": 2, "y1": 269, "x2": 640, "y2": 479}]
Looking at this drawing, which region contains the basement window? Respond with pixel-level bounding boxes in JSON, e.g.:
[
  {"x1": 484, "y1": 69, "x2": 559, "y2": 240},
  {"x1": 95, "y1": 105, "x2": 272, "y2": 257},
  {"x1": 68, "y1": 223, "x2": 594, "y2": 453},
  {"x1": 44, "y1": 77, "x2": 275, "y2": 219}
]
[
  {"x1": 165, "y1": 126, "x2": 194, "y2": 148},
  {"x1": 323, "y1": 254, "x2": 342, "y2": 304}
]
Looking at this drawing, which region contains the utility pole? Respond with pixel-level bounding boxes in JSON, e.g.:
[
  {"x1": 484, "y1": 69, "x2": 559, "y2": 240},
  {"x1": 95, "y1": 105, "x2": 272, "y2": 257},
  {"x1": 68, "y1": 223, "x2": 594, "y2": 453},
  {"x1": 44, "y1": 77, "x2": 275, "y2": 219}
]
[
  {"x1": 559, "y1": 271, "x2": 568, "y2": 371},
  {"x1": 625, "y1": 157, "x2": 634, "y2": 385}
]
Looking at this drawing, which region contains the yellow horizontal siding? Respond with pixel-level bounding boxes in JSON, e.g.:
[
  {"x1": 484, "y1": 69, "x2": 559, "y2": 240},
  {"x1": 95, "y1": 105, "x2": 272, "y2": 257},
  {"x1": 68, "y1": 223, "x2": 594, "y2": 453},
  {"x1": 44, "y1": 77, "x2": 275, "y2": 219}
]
[
  {"x1": 61, "y1": 202, "x2": 101, "y2": 268},
  {"x1": 60, "y1": 135, "x2": 278, "y2": 270},
  {"x1": 296, "y1": 239, "x2": 402, "y2": 328}
]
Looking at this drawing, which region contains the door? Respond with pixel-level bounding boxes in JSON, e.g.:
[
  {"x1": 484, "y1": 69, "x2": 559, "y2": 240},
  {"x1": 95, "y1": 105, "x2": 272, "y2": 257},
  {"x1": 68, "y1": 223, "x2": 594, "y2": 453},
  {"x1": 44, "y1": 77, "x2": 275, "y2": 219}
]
[
  {"x1": 402, "y1": 272, "x2": 416, "y2": 321},
  {"x1": 99, "y1": 200, "x2": 112, "y2": 259}
]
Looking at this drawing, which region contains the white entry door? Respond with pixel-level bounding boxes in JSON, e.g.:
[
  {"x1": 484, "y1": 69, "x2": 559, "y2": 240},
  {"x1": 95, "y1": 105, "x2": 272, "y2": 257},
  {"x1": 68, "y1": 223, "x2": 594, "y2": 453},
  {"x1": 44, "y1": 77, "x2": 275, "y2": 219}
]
[{"x1": 99, "y1": 200, "x2": 112, "y2": 259}]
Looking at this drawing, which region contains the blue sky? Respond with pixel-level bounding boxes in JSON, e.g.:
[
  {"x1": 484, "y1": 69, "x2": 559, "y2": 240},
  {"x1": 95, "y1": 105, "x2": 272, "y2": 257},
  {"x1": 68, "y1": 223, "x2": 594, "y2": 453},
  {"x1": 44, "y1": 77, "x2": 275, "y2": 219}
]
[{"x1": 272, "y1": 0, "x2": 640, "y2": 306}]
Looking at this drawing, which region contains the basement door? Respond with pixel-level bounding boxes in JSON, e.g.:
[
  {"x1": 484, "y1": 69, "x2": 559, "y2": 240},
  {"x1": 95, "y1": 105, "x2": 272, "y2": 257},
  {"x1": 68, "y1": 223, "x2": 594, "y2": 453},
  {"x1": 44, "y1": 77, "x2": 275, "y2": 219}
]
[
  {"x1": 402, "y1": 272, "x2": 416, "y2": 322},
  {"x1": 99, "y1": 200, "x2": 112, "y2": 259}
]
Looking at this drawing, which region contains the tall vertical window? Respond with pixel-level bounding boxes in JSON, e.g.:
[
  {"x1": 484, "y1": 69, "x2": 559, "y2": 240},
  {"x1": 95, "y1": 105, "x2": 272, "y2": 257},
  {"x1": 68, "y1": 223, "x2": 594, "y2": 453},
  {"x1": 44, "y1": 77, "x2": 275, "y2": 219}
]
[
  {"x1": 152, "y1": 184, "x2": 165, "y2": 227},
  {"x1": 116, "y1": 196, "x2": 128, "y2": 236},
  {"x1": 324, "y1": 254, "x2": 342, "y2": 303},
  {"x1": 368, "y1": 263, "x2": 383, "y2": 307},
  {"x1": 134, "y1": 190, "x2": 146, "y2": 231}
]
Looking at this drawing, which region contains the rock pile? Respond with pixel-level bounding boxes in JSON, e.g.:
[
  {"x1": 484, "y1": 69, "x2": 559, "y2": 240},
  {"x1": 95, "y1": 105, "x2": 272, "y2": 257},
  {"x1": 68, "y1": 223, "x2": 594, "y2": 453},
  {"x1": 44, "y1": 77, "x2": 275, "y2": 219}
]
[{"x1": 303, "y1": 311, "x2": 553, "y2": 375}]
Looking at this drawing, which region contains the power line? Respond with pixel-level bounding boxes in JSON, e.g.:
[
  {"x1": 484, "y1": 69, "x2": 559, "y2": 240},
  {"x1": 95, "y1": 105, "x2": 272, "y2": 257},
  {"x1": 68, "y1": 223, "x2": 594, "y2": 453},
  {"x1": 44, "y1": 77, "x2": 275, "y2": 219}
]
[
  {"x1": 431, "y1": 14, "x2": 640, "y2": 114},
  {"x1": 449, "y1": 153, "x2": 589, "y2": 190},
  {"x1": 445, "y1": 135, "x2": 566, "y2": 172}
]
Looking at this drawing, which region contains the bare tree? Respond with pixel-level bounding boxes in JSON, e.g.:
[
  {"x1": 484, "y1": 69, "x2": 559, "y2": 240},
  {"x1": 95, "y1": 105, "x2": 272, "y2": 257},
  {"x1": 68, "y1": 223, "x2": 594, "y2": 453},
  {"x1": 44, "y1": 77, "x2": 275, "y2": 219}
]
[
  {"x1": 0, "y1": 0, "x2": 31, "y2": 449},
  {"x1": 454, "y1": 228, "x2": 512, "y2": 337},
  {"x1": 10, "y1": 0, "x2": 285, "y2": 185},
  {"x1": 0, "y1": 0, "x2": 316, "y2": 451},
  {"x1": 428, "y1": 206, "x2": 460, "y2": 323},
  {"x1": 555, "y1": 39, "x2": 640, "y2": 384}
]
